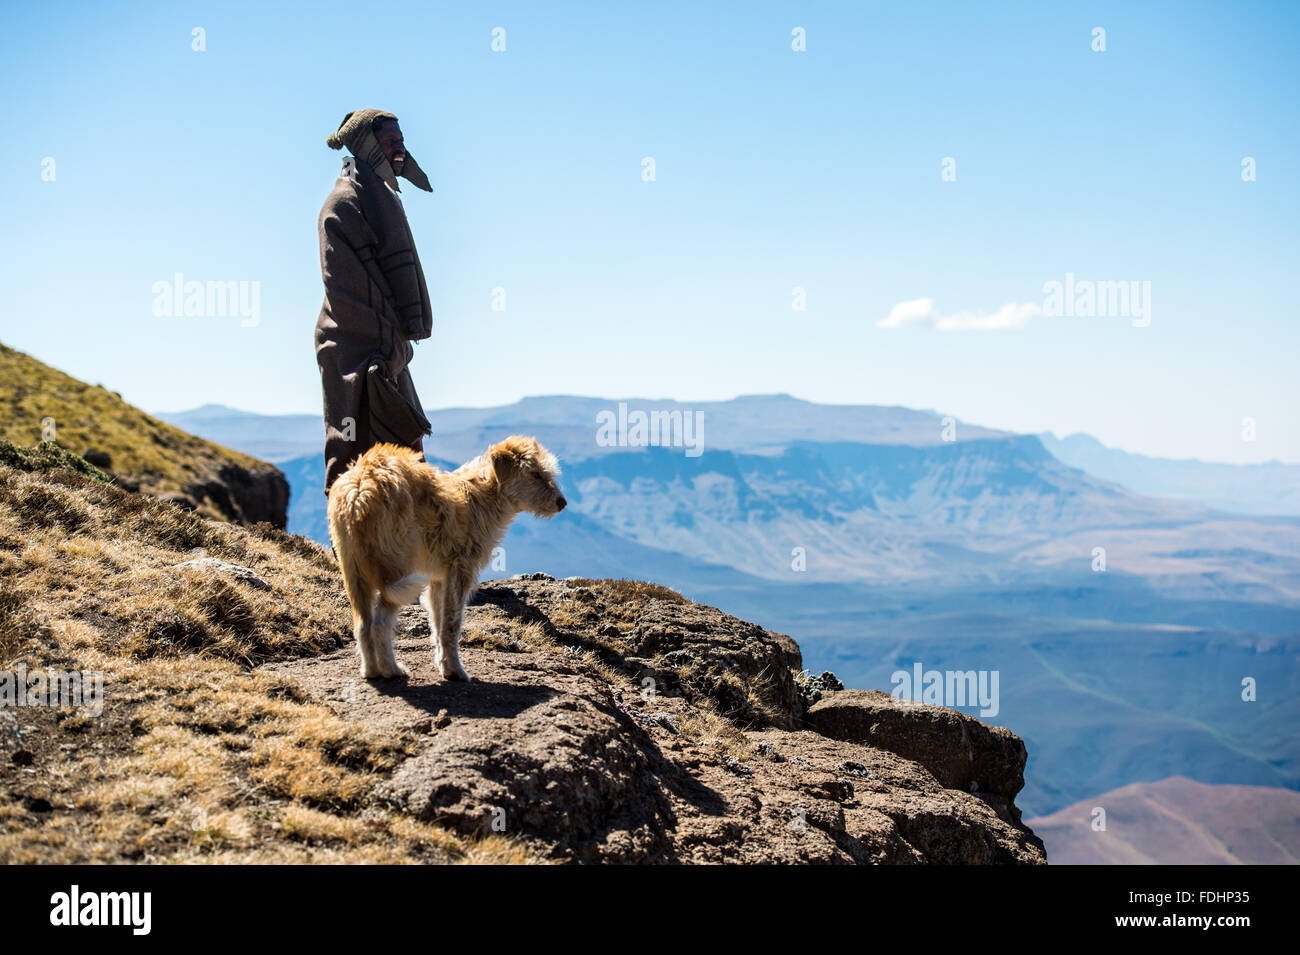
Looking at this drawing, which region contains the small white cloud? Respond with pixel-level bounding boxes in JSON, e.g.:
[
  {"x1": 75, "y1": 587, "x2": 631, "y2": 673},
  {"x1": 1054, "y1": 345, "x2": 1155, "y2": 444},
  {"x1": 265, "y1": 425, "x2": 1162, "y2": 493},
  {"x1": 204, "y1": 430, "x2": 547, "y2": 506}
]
[
  {"x1": 877, "y1": 298, "x2": 1041, "y2": 332},
  {"x1": 877, "y1": 297, "x2": 937, "y2": 328}
]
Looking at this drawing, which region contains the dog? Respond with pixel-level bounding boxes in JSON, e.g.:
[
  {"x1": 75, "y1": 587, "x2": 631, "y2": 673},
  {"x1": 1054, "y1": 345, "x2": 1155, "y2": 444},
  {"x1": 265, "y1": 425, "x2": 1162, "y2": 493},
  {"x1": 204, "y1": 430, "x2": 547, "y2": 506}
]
[{"x1": 327, "y1": 436, "x2": 566, "y2": 681}]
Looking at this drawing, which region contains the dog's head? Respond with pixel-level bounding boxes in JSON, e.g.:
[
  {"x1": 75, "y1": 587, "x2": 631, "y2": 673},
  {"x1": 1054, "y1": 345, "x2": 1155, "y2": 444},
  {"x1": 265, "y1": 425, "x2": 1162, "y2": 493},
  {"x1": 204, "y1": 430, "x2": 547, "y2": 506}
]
[{"x1": 488, "y1": 436, "x2": 566, "y2": 517}]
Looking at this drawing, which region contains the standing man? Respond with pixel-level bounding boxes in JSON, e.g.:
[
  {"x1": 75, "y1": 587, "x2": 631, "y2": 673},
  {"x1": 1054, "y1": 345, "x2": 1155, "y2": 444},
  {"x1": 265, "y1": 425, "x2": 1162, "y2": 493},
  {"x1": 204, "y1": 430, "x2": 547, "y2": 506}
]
[{"x1": 316, "y1": 109, "x2": 434, "y2": 493}]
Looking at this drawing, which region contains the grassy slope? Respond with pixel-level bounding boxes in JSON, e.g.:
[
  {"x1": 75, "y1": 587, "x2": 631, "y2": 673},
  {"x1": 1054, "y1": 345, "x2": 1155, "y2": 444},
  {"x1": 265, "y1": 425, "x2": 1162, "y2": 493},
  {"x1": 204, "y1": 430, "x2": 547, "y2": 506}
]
[
  {"x1": 0, "y1": 342, "x2": 270, "y2": 518},
  {"x1": 0, "y1": 450, "x2": 533, "y2": 863}
]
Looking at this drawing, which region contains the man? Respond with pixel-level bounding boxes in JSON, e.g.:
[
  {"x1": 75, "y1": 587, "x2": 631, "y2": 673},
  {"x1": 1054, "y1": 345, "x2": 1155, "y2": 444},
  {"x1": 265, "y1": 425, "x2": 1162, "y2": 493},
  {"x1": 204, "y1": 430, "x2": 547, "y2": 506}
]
[{"x1": 315, "y1": 109, "x2": 435, "y2": 493}]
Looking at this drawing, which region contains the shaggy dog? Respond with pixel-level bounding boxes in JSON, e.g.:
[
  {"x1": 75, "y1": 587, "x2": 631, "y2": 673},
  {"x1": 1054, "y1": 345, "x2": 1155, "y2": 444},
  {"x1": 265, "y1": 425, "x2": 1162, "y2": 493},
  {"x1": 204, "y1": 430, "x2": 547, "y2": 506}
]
[{"x1": 327, "y1": 436, "x2": 565, "y2": 681}]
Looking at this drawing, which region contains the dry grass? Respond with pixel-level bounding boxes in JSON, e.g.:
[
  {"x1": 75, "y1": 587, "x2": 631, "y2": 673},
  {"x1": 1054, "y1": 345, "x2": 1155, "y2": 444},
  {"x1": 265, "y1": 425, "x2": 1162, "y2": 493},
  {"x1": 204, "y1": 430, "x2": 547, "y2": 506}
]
[
  {"x1": 677, "y1": 707, "x2": 755, "y2": 760},
  {"x1": 568, "y1": 577, "x2": 687, "y2": 619}
]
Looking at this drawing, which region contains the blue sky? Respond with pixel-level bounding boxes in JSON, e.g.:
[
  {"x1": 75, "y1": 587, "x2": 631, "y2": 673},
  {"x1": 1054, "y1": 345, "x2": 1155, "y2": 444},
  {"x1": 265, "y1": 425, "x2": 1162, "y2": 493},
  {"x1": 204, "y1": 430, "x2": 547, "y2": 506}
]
[{"x1": 2, "y1": 0, "x2": 1297, "y2": 463}]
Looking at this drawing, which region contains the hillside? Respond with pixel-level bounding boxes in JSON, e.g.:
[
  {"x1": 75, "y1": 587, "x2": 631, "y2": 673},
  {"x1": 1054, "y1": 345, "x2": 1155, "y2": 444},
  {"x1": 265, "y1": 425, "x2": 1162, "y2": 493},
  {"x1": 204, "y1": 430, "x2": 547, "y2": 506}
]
[
  {"x1": 0, "y1": 450, "x2": 1043, "y2": 864},
  {"x1": 1026, "y1": 777, "x2": 1300, "y2": 864},
  {"x1": 0, "y1": 343, "x2": 288, "y2": 527}
]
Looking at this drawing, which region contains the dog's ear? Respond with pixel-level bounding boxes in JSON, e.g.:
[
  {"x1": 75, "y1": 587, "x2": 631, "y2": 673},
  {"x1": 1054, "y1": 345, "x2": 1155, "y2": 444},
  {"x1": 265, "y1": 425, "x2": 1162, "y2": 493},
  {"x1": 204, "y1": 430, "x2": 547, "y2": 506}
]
[
  {"x1": 488, "y1": 436, "x2": 543, "y2": 481},
  {"x1": 487, "y1": 440, "x2": 522, "y2": 480}
]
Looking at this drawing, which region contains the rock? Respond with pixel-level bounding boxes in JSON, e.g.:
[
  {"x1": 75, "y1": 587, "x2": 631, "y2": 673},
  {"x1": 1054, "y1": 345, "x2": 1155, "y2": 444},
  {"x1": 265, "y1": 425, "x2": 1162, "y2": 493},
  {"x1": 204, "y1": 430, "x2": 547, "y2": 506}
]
[
  {"x1": 755, "y1": 740, "x2": 785, "y2": 762},
  {"x1": 0, "y1": 710, "x2": 22, "y2": 758},
  {"x1": 797, "y1": 669, "x2": 846, "y2": 711},
  {"x1": 474, "y1": 576, "x2": 804, "y2": 729},
  {"x1": 647, "y1": 711, "x2": 680, "y2": 734},
  {"x1": 814, "y1": 670, "x2": 845, "y2": 691},
  {"x1": 724, "y1": 756, "x2": 755, "y2": 777},
  {"x1": 182, "y1": 463, "x2": 289, "y2": 529},
  {"x1": 258, "y1": 576, "x2": 1045, "y2": 864},
  {"x1": 807, "y1": 690, "x2": 1029, "y2": 818},
  {"x1": 81, "y1": 449, "x2": 112, "y2": 470},
  {"x1": 173, "y1": 557, "x2": 271, "y2": 590},
  {"x1": 621, "y1": 600, "x2": 800, "y2": 727},
  {"x1": 366, "y1": 660, "x2": 681, "y2": 861}
]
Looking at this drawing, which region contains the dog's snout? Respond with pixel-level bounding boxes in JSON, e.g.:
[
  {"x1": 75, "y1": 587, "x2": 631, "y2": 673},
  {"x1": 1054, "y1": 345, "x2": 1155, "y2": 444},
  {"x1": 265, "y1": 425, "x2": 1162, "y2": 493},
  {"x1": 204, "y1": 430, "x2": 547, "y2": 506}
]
[{"x1": 556, "y1": 495, "x2": 567, "y2": 511}]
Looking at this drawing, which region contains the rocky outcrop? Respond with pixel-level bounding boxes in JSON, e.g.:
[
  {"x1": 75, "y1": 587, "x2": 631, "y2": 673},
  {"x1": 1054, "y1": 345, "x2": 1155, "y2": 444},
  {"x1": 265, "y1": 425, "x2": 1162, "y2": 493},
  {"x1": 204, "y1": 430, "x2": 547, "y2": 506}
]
[
  {"x1": 180, "y1": 463, "x2": 290, "y2": 528},
  {"x1": 807, "y1": 690, "x2": 1029, "y2": 797},
  {"x1": 265, "y1": 574, "x2": 1045, "y2": 864},
  {"x1": 808, "y1": 690, "x2": 1031, "y2": 825},
  {"x1": 472, "y1": 574, "x2": 805, "y2": 729},
  {"x1": 137, "y1": 462, "x2": 289, "y2": 527}
]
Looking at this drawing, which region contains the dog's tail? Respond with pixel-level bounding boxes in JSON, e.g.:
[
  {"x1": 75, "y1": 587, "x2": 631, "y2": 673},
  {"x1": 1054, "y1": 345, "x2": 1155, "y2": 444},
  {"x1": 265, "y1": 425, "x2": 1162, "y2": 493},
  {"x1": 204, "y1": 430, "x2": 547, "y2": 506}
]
[{"x1": 383, "y1": 572, "x2": 431, "y2": 607}]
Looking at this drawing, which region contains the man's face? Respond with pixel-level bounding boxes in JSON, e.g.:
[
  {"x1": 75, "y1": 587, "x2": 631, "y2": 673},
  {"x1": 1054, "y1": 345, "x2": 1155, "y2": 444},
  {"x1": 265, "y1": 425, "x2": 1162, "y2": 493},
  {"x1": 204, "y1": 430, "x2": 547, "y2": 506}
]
[{"x1": 375, "y1": 120, "x2": 405, "y2": 175}]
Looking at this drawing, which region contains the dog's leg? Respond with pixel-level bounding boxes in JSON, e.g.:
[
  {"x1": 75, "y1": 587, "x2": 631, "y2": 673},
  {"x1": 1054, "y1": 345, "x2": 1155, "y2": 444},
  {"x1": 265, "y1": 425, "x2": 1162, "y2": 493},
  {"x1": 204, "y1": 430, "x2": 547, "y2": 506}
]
[
  {"x1": 436, "y1": 572, "x2": 472, "y2": 682},
  {"x1": 355, "y1": 610, "x2": 383, "y2": 679},
  {"x1": 368, "y1": 600, "x2": 409, "y2": 679},
  {"x1": 421, "y1": 579, "x2": 445, "y2": 666},
  {"x1": 334, "y1": 546, "x2": 384, "y2": 679}
]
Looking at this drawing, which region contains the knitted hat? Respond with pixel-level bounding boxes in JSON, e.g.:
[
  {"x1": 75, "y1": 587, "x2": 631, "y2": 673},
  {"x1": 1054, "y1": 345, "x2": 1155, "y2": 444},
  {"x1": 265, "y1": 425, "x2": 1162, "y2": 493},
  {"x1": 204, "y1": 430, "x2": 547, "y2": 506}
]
[{"x1": 327, "y1": 109, "x2": 432, "y2": 192}]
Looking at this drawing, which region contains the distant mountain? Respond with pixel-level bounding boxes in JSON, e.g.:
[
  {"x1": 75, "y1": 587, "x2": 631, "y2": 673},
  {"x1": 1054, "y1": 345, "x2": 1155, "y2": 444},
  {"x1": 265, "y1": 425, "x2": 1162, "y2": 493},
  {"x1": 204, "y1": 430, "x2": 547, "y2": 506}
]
[
  {"x1": 158, "y1": 404, "x2": 323, "y2": 464},
  {"x1": 157, "y1": 395, "x2": 1012, "y2": 465},
  {"x1": 1025, "y1": 777, "x2": 1300, "y2": 864},
  {"x1": 160, "y1": 399, "x2": 1300, "y2": 520},
  {"x1": 1040, "y1": 432, "x2": 1300, "y2": 517}
]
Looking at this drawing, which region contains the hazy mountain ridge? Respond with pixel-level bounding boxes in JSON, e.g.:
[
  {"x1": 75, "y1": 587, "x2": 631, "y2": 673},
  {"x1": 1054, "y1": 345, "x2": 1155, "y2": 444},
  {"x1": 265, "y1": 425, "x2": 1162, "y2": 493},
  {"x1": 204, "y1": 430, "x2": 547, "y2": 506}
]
[
  {"x1": 159, "y1": 394, "x2": 1011, "y2": 462},
  {"x1": 1040, "y1": 431, "x2": 1300, "y2": 517}
]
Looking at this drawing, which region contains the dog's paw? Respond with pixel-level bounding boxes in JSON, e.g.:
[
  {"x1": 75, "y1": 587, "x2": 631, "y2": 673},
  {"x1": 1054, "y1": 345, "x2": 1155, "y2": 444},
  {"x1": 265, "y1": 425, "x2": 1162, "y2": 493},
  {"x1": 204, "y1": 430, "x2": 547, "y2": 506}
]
[
  {"x1": 361, "y1": 660, "x2": 410, "y2": 680},
  {"x1": 440, "y1": 661, "x2": 472, "y2": 682}
]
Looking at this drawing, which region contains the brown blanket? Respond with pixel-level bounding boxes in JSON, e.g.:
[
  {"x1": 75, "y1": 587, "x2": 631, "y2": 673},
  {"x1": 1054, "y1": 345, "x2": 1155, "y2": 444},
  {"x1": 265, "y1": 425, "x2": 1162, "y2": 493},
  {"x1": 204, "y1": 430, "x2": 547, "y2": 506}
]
[{"x1": 315, "y1": 154, "x2": 434, "y2": 492}]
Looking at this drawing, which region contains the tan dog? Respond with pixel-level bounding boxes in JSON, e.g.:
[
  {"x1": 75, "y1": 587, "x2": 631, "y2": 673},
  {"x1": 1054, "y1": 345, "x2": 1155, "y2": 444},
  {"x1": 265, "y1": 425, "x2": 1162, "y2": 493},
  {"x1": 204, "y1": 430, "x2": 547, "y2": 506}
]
[{"x1": 327, "y1": 436, "x2": 566, "y2": 681}]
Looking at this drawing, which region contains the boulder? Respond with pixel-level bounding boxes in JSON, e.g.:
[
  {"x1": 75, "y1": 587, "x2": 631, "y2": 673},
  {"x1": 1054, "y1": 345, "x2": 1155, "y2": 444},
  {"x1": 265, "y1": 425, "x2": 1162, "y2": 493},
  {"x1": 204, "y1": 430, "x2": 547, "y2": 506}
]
[
  {"x1": 173, "y1": 556, "x2": 271, "y2": 590},
  {"x1": 807, "y1": 689, "x2": 1028, "y2": 814}
]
